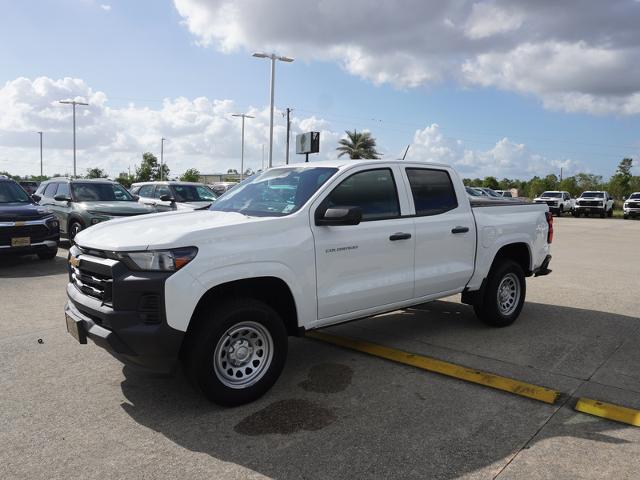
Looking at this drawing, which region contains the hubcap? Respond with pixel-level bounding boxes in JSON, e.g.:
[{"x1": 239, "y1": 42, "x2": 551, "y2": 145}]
[
  {"x1": 213, "y1": 321, "x2": 273, "y2": 389},
  {"x1": 497, "y1": 273, "x2": 520, "y2": 316}
]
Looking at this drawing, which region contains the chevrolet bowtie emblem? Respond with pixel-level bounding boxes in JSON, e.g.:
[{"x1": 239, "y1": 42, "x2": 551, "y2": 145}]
[
  {"x1": 14, "y1": 221, "x2": 25, "y2": 227},
  {"x1": 69, "y1": 255, "x2": 81, "y2": 268}
]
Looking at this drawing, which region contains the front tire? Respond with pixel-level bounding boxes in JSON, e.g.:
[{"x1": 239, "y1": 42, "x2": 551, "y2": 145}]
[
  {"x1": 68, "y1": 221, "x2": 83, "y2": 244},
  {"x1": 184, "y1": 299, "x2": 288, "y2": 406},
  {"x1": 473, "y1": 260, "x2": 526, "y2": 327}
]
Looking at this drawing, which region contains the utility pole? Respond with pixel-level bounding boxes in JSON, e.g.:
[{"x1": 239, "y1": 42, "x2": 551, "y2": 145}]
[
  {"x1": 37, "y1": 132, "x2": 43, "y2": 176},
  {"x1": 283, "y1": 108, "x2": 292, "y2": 164},
  {"x1": 560, "y1": 167, "x2": 563, "y2": 182},
  {"x1": 58, "y1": 100, "x2": 89, "y2": 177},
  {"x1": 252, "y1": 52, "x2": 294, "y2": 168},
  {"x1": 232, "y1": 113, "x2": 254, "y2": 180},
  {"x1": 160, "y1": 137, "x2": 166, "y2": 181}
]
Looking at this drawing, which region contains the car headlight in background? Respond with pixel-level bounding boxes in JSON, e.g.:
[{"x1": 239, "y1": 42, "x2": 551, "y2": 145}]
[
  {"x1": 117, "y1": 247, "x2": 198, "y2": 272},
  {"x1": 45, "y1": 216, "x2": 59, "y2": 229}
]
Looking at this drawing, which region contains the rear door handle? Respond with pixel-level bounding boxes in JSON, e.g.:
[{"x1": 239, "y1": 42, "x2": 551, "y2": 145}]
[
  {"x1": 451, "y1": 226, "x2": 469, "y2": 234},
  {"x1": 389, "y1": 232, "x2": 412, "y2": 241}
]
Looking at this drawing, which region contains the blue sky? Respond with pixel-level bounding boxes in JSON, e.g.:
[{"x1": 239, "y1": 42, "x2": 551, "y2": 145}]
[{"x1": 1, "y1": 0, "x2": 639, "y2": 178}]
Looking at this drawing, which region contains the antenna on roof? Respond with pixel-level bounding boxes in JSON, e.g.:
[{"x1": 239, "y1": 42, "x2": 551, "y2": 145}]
[{"x1": 401, "y1": 144, "x2": 410, "y2": 160}]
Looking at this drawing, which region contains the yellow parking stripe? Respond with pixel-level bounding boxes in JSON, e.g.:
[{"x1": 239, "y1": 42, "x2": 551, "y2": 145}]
[
  {"x1": 575, "y1": 398, "x2": 640, "y2": 427},
  {"x1": 306, "y1": 330, "x2": 560, "y2": 405}
]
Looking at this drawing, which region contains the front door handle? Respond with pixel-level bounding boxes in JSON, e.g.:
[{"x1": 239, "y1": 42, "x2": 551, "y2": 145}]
[
  {"x1": 451, "y1": 226, "x2": 469, "y2": 234},
  {"x1": 389, "y1": 232, "x2": 412, "y2": 241}
]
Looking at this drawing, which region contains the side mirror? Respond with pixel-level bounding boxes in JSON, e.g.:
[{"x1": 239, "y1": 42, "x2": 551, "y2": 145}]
[
  {"x1": 159, "y1": 194, "x2": 176, "y2": 203},
  {"x1": 54, "y1": 194, "x2": 71, "y2": 202},
  {"x1": 316, "y1": 206, "x2": 362, "y2": 226},
  {"x1": 31, "y1": 194, "x2": 41, "y2": 203}
]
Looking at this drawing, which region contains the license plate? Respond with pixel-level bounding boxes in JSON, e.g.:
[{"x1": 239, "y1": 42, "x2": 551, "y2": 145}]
[
  {"x1": 65, "y1": 314, "x2": 87, "y2": 344},
  {"x1": 11, "y1": 237, "x2": 30, "y2": 247}
]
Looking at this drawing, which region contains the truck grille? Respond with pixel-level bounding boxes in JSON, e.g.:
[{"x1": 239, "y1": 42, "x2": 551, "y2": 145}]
[
  {"x1": 0, "y1": 224, "x2": 49, "y2": 246},
  {"x1": 628, "y1": 202, "x2": 640, "y2": 208},
  {"x1": 578, "y1": 200, "x2": 601, "y2": 207},
  {"x1": 71, "y1": 265, "x2": 113, "y2": 305}
]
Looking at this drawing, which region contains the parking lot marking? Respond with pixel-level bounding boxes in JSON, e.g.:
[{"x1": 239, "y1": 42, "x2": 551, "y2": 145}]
[
  {"x1": 307, "y1": 331, "x2": 561, "y2": 404},
  {"x1": 575, "y1": 398, "x2": 640, "y2": 427}
]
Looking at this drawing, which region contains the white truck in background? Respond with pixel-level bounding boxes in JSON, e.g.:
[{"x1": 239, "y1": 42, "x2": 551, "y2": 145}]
[
  {"x1": 64, "y1": 159, "x2": 553, "y2": 406},
  {"x1": 533, "y1": 191, "x2": 575, "y2": 216},
  {"x1": 574, "y1": 191, "x2": 614, "y2": 218}
]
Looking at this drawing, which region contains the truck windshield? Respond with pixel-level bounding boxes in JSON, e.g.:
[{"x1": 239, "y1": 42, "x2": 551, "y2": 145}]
[
  {"x1": 210, "y1": 167, "x2": 338, "y2": 217},
  {"x1": 71, "y1": 183, "x2": 134, "y2": 202},
  {"x1": 581, "y1": 192, "x2": 604, "y2": 198},
  {"x1": 628, "y1": 193, "x2": 640, "y2": 199},
  {"x1": 0, "y1": 181, "x2": 31, "y2": 203},
  {"x1": 541, "y1": 192, "x2": 562, "y2": 198}
]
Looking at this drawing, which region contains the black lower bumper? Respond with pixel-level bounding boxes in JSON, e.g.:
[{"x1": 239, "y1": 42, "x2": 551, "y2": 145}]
[
  {"x1": 534, "y1": 254, "x2": 552, "y2": 277},
  {"x1": 65, "y1": 282, "x2": 185, "y2": 374},
  {"x1": 0, "y1": 237, "x2": 58, "y2": 255}
]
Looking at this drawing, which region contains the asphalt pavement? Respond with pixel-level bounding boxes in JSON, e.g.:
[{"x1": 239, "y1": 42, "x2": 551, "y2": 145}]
[{"x1": 1, "y1": 216, "x2": 639, "y2": 479}]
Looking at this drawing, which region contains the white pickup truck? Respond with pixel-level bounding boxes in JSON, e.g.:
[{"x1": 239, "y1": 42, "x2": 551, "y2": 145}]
[
  {"x1": 574, "y1": 191, "x2": 615, "y2": 217},
  {"x1": 533, "y1": 191, "x2": 575, "y2": 216},
  {"x1": 64, "y1": 160, "x2": 553, "y2": 406}
]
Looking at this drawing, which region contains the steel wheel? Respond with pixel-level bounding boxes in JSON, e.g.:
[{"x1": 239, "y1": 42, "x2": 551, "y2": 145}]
[
  {"x1": 496, "y1": 273, "x2": 520, "y2": 316},
  {"x1": 213, "y1": 321, "x2": 274, "y2": 389}
]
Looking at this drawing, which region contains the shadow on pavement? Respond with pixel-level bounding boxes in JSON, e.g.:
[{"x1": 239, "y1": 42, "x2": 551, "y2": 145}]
[
  {"x1": 119, "y1": 300, "x2": 637, "y2": 479},
  {"x1": 0, "y1": 252, "x2": 68, "y2": 278}
]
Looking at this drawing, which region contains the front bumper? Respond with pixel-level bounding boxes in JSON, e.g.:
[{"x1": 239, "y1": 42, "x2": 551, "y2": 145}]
[
  {"x1": 623, "y1": 207, "x2": 640, "y2": 217},
  {"x1": 0, "y1": 217, "x2": 59, "y2": 254},
  {"x1": 64, "y1": 247, "x2": 185, "y2": 373},
  {"x1": 575, "y1": 204, "x2": 605, "y2": 213}
]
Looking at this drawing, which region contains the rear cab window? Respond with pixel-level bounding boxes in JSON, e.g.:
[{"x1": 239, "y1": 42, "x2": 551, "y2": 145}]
[{"x1": 405, "y1": 168, "x2": 458, "y2": 216}]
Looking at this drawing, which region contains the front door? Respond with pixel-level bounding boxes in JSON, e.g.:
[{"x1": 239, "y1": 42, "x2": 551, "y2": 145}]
[{"x1": 312, "y1": 167, "x2": 415, "y2": 320}]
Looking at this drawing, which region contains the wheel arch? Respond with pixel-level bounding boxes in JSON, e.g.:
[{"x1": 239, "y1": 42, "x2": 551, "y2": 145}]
[
  {"x1": 491, "y1": 242, "x2": 532, "y2": 276},
  {"x1": 181, "y1": 276, "x2": 300, "y2": 358}
]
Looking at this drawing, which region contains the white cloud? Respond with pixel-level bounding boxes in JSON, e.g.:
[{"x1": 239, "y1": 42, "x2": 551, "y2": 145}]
[
  {"x1": 100, "y1": 4, "x2": 111, "y2": 11},
  {"x1": 0, "y1": 77, "x2": 579, "y2": 180},
  {"x1": 173, "y1": 0, "x2": 640, "y2": 115},
  {"x1": 406, "y1": 124, "x2": 581, "y2": 179}
]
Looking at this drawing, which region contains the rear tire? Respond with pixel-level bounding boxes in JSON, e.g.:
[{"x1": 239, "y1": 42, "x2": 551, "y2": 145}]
[
  {"x1": 184, "y1": 298, "x2": 288, "y2": 407},
  {"x1": 607, "y1": 207, "x2": 613, "y2": 218},
  {"x1": 572, "y1": 210, "x2": 580, "y2": 217},
  {"x1": 37, "y1": 246, "x2": 58, "y2": 260},
  {"x1": 600, "y1": 211, "x2": 606, "y2": 218},
  {"x1": 473, "y1": 260, "x2": 526, "y2": 327},
  {"x1": 558, "y1": 205, "x2": 564, "y2": 217}
]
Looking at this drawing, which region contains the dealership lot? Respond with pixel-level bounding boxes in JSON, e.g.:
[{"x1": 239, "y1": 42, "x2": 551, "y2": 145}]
[{"x1": 1, "y1": 217, "x2": 639, "y2": 479}]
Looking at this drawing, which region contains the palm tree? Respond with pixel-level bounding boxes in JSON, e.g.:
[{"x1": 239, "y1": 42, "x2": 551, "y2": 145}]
[{"x1": 336, "y1": 130, "x2": 380, "y2": 159}]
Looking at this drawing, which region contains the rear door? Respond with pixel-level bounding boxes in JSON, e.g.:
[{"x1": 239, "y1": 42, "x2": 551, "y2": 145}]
[
  {"x1": 311, "y1": 166, "x2": 415, "y2": 320},
  {"x1": 402, "y1": 166, "x2": 476, "y2": 296}
]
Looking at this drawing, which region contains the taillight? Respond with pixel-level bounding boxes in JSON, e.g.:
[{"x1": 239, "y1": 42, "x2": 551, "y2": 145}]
[{"x1": 545, "y1": 211, "x2": 553, "y2": 244}]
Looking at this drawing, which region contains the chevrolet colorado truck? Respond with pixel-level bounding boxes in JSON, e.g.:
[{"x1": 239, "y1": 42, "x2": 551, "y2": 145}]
[
  {"x1": 533, "y1": 191, "x2": 575, "y2": 216},
  {"x1": 574, "y1": 191, "x2": 614, "y2": 218},
  {"x1": 64, "y1": 160, "x2": 553, "y2": 406}
]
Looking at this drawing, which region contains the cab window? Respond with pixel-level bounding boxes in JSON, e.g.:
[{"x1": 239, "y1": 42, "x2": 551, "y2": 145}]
[
  {"x1": 56, "y1": 183, "x2": 70, "y2": 198},
  {"x1": 44, "y1": 183, "x2": 58, "y2": 198},
  {"x1": 323, "y1": 168, "x2": 400, "y2": 221},
  {"x1": 138, "y1": 185, "x2": 154, "y2": 197},
  {"x1": 154, "y1": 185, "x2": 172, "y2": 199},
  {"x1": 405, "y1": 168, "x2": 458, "y2": 216}
]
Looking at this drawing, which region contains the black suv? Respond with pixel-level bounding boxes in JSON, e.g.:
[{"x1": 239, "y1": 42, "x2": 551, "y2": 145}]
[{"x1": 0, "y1": 176, "x2": 60, "y2": 259}]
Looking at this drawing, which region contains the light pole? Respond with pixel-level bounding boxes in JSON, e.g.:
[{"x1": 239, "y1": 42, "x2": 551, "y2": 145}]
[
  {"x1": 59, "y1": 100, "x2": 88, "y2": 177},
  {"x1": 232, "y1": 113, "x2": 254, "y2": 180},
  {"x1": 252, "y1": 52, "x2": 294, "y2": 168},
  {"x1": 37, "y1": 131, "x2": 43, "y2": 177},
  {"x1": 160, "y1": 137, "x2": 166, "y2": 181}
]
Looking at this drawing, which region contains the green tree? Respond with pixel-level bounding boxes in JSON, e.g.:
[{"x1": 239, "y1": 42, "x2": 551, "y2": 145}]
[
  {"x1": 227, "y1": 168, "x2": 238, "y2": 174},
  {"x1": 135, "y1": 152, "x2": 169, "y2": 182},
  {"x1": 115, "y1": 172, "x2": 133, "y2": 188},
  {"x1": 608, "y1": 158, "x2": 634, "y2": 198},
  {"x1": 85, "y1": 167, "x2": 107, "y2": 179},
  {"x1": 180, "y1": 168, "x2": 201, "y2": 182},
  {"x1": 482, "y1": 176, "x2": 499, "y2": 190},
  {"x1": 574, "y1": 173, "x2": 604, "y2": 193},
  {"x1": 558, "y1": 176, "x2": 579, "y2": 197},
  {"x1": 336, "y1": 130, "x2": 380, "y2": 159}
]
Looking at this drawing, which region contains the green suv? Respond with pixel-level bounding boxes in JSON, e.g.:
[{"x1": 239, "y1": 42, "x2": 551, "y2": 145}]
[{"x1": 34, "y1": 178, "x2": 154, "y2": 242}]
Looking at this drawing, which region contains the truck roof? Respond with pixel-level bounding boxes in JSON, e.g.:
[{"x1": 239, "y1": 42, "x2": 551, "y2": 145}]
[{"x1": 272, "y1": 159, "x2": 451, "y2": 170}]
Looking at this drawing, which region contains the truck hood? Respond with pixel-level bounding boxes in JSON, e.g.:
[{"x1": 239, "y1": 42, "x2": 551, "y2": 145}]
[
  {"x1": 74, "y1": 209, "x2": 268, "y2": 250},
  {"x1": 79, "y1": 201, "x2": 154, "y2": 216}
]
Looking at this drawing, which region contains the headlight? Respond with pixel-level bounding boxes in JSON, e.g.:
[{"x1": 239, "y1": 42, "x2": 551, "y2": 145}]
[
  {"x1": 117, "y1": 247, "x2": 198, "y2": 272},
  {"x1": 45, "y1": 216, "x2": 59, "y2": 229}
]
